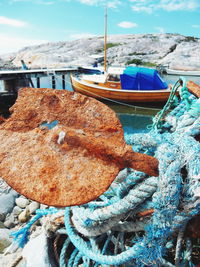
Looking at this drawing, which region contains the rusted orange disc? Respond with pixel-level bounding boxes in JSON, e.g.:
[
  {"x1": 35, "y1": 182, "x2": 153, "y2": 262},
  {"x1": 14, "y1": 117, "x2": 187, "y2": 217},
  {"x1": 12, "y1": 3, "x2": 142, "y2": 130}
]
[{"x1": 0, "y1": 87, "x2": 158, "y2": 207}]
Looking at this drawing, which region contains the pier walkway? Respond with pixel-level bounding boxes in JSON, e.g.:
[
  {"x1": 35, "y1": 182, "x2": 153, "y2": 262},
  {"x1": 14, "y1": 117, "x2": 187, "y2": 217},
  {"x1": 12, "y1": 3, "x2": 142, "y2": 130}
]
[
  {"x1": 0, "y1": 67, "x2": 77, "y2": 116},
  {"x1": 0, "y1": 67, "x2": 77, "y2": 92}
]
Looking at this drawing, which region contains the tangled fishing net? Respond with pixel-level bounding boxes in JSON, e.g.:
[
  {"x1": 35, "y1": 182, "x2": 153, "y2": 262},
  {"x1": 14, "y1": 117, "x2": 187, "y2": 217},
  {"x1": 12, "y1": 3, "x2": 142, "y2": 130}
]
[{"x1": 12, "y1": 78, "x2": 200, "y2": 266}]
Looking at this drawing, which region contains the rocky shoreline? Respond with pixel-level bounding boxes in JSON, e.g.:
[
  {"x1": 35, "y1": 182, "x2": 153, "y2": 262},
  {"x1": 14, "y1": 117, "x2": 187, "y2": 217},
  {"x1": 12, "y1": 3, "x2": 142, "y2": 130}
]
[
  {"x1": 0, "y1": 33, "x2": 200, "y2": 71},
  {"x1": 0, "y1": 178, "x2": 50, "y2": 266}
]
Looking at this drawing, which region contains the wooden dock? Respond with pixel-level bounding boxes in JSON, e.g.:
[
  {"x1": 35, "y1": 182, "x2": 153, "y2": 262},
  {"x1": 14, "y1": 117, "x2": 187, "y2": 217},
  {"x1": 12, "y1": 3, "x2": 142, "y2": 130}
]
[
  {"x1": 0, "y1": 67, "x2": 77, "y2": 92},
  {"x1": 0, "y1": 67, "x2": 77, "y2": 116}
]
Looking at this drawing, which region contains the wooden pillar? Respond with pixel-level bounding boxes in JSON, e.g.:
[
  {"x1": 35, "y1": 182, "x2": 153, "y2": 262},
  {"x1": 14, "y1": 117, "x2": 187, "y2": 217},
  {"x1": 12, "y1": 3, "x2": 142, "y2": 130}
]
[
  {"x1": 37, "y1": 77, "x2": 40, "y2": 88},
  {"x1": 62, "y1": 75, "x2": 65, "y2": 89},
  {"x1": 52, "y1": 76, "x2": 56, "y2": 89},
  {"x1": 3, "y1": 79, "x2": 17, "y2": 93}
]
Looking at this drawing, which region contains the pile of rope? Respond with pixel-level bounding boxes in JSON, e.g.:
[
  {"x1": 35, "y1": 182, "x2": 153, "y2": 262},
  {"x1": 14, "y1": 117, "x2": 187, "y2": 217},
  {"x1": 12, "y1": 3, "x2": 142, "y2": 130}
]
[{"x1": 12, "y1": 78, "x2": 200, "y2": 266}]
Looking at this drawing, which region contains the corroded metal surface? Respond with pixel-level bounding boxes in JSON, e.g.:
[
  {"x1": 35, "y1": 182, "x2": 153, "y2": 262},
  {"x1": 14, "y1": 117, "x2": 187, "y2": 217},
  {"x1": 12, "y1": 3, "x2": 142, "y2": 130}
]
[{"x1": 0, "y1": 88, "x2": 158, "y2": 206}]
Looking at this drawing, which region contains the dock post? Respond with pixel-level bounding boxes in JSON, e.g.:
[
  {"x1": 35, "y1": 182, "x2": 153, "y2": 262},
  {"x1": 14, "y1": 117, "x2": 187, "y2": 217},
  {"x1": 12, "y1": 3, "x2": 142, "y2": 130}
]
[
  {"x1": 37, "y1": 77, "x2": 40, "y2": 88},
  {"x1": 62, "y1": 75, "x2": 65, "y2": 89},
  {"x1": 52, "y1": 76, "x2": 56, "y2": 89}
]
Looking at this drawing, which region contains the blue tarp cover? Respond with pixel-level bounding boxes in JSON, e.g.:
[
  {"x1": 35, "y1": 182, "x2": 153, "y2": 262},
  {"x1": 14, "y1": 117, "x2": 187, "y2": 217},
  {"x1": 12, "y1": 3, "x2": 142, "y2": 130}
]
[{"x1": 120, "y1": 66, "x2": 168, "y2": 90}]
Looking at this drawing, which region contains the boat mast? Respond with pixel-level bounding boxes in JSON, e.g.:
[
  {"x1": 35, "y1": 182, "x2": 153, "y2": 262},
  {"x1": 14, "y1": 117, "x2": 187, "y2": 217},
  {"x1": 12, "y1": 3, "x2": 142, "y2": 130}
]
[{"x1": 104, "y1": 7, "x2": 107, "y2": 73}]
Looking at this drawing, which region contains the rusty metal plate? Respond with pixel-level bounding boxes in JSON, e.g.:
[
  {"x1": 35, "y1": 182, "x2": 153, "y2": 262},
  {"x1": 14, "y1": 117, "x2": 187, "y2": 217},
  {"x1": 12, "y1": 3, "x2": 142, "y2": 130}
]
[{"x1": 0, "y1": 88, "x2": 158, "y2": 206}]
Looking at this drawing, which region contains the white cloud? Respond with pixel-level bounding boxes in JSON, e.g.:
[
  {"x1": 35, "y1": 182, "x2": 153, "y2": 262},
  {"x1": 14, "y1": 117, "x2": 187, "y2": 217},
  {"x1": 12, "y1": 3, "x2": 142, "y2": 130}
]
[
  {"x1": 118, "y1": 21, "x2": 138, "y2": 28},
  {"x1": 0, "y1": 16, "x2": 27, "y2": 27},
  {"x1": 69, "y1": 32, "x2": 96, "y2": 40},
  {"x1": 9, "y1": 0, "x2": 55, "y2": 4},
  {"x1": 160, "y1": 0, "x2": 199, "y2": 11},
  {"x1": 9, "y1": 0, "x2": 121, "y2": 7},
  {"x1": 192, "y1": 24, "x2": 200, "y2": 28},
  {"x1": 130, "y1": 0, "x2": 200, "y2": 13},
  {"x1": 107, "y1": 0, "x2": 122, "y2": 8},
  {"x1": 155, "y1": 27, "x2": 165, "y2": 33},
  {"x1": 78, "y1": 0, "x2": 121, "y2": 8},
  {"x1": 79, "y1": 0, "x2": 97, "y2": 4},
  {"x1": 37, "y1": 1, "x2": 55, "y2": 4},
  {"x1": 0, "y1": 34, "x2": 48, "y2": 54}
]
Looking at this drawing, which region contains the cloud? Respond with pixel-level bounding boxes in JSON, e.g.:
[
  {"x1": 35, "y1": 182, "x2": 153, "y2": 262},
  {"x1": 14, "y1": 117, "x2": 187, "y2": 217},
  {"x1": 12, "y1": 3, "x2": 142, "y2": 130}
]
[
  {"x1": 37, "y1": 1, "x2": 55, "y2": 4},
  {"x1": 9, "y1": 0, "x2": 34, "y2": 3},
  {"x1": 0, "y1": 16, "x2": 27, "y2": 27},
  {"x1": 9, "y1": 0, "x2": 55, "y2": 4},
  {"x1": 130, "y1": 0, "x2": 200, "y2": 13},
  {"x1": 9, "y1": 0, "x2": 121, "y2": 7},
  {"x1": 107, "y1": 0, "x2": 122, "y2": 8},
  {"x1": 192, "y1": 24, "x2": 200, "y2": 28},
  {"x1": 160, "y1": 0, "x2": 200, "y2": 11},
  {"x1": 78, "y1": 0, "x2": 97, "y2": 4},
  {"x1": 118, "y1": 21, "x2": 138, "y2": 28},
  {"x1": 78, "y1": 0, "x2": 121, "y2": 8},
  {"x1": 0, "y1": 34, "x2": 48, "y2": 54},
  {"x1": 155, "y1": 27, "x2": 165, "y2": 33},
  {"x1": 69, "y1": 32, "x2": 96, "y2": 40}
]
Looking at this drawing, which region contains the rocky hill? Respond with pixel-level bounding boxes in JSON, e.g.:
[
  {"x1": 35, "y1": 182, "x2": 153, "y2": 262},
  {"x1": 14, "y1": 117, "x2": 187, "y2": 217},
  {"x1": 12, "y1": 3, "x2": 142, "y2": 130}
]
[{"x1": 1, "y1": 33, "x2": 200, "y2": 70}]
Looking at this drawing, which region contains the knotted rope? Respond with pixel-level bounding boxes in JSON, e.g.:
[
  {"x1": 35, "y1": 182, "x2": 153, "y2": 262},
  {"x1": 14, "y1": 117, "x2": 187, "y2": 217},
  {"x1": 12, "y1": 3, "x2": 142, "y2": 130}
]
[{"x1": 12, "y1": 78, "x2": 200, "y2": 266}]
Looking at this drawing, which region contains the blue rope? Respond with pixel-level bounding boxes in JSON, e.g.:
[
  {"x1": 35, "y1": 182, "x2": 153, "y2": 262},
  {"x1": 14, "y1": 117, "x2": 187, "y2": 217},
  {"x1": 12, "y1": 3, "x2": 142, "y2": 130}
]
[
  {"x1": 59, "y1": 238, "x2": 71, "y2": 267},
  {"x1": 11, "y1": 207, "x2": 58, "y2": 248},
  {"x1": 13, "y1": 78, "x2": 200, "y2": 266}
]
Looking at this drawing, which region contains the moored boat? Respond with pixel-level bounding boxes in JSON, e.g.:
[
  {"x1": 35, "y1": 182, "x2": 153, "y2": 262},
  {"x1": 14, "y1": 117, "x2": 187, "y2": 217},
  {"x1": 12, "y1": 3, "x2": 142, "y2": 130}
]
[
  {"x1": 70, "y1": 66, "x2": 172, "y2": 103},
  {"x1": 166, "y1": 68, "x2": 200, "y2": 76},
  {"x1": 71, "y1": 9, "x2": 171, "y2": 104}
]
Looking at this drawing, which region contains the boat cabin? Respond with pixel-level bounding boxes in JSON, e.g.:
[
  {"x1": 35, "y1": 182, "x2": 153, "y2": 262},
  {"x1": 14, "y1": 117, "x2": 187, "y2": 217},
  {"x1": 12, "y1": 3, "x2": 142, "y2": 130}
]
[{"x1": 81, "y1": 66, "x2": 168, "y2": 91}]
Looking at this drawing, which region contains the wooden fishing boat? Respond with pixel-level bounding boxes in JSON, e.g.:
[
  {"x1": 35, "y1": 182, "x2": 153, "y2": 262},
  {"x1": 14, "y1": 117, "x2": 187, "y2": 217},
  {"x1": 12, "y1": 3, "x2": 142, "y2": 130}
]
[
  {"x1": 70, "y1": 66, "x2": 172, "y2": 103},
  {"x1": 166, "y1": 68, "x2": 200, "y2": 76},
  {"x1": 70, "y1": 9, "x2": 171, "y2": 103}
]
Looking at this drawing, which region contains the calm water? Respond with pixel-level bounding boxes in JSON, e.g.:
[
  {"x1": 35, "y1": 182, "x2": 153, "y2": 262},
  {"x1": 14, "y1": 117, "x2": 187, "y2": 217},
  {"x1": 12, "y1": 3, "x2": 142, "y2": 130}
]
[
  {"x1": 28, "y1": 73, "x2": 159, "y2": 132},
  {"x1": 29, "y1": 72, "x2": 200, "y2": 132},
  {"x1": 1, "y1": 72, "x2": 200, "y2": 133}
]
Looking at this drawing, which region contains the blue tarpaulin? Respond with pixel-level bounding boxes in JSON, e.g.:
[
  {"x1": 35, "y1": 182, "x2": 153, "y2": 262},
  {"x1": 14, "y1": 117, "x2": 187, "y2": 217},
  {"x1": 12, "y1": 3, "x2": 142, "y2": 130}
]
[{"x1": 120, "y1": 66, "x2": 168, "y2": 90}]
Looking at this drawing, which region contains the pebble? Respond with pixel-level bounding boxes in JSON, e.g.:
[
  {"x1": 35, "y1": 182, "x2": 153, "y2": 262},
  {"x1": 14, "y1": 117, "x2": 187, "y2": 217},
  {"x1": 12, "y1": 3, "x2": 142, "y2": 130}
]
[
  {"x1": 28, "y1": 201, "x2": 40, "y2": 214},
  {"x1": 12, "y1": 206, "x2": 23, "y2": 216},
  {"x1": 40, "y1": 204, "x2": 48, "y2": 210},
  {"x1": 0, "y1": 184, "x2": 50, "y2": 266},
  {"x1": 4, "y1": 213, "x2": 15, "y2": 229},
  {"x1": 0, "y1": 229, "x2": 13, "y2": 253},
  {"x1": 18, "y1": 208, "x2": 30, "y2": 223},
  {"x1": 0, "y1": 221, "x2": 5, "y2": 228},
  {"x1": 15, "y1": 197, "x2": 29, "y2": 209},
  {"x1": 0, "y1": 190, "x2": 18, "y2": 221}
]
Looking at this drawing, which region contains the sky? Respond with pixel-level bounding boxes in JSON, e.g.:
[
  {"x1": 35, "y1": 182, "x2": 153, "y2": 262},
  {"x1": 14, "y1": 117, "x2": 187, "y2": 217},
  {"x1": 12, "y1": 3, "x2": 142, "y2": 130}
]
[{"x1": 0, "y1": 0, "x2": 200, "y2": 55}]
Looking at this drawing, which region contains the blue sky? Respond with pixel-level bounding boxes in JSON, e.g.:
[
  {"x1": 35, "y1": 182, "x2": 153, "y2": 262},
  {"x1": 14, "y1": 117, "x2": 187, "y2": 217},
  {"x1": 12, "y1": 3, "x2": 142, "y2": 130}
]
[{"x1": 0, "y1": 0, "x2": 200, "y2": 55}]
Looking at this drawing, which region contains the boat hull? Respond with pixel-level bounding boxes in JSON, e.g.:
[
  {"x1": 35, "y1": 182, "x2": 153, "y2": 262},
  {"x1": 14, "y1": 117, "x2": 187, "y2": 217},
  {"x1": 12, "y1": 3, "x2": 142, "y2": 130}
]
[
  {"x1": 70, "y1": 74, "x2": 172, "y2": 103},
  {"x1": 166, "y1": 68, "x2": 200, "y2": 76}
]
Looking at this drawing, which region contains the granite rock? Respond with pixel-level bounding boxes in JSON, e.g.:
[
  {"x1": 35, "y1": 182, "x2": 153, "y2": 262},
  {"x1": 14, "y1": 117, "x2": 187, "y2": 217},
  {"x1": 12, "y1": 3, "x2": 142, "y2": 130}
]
[{"x1": 1, "y1": 33, "x2": 200, "y2": 70}]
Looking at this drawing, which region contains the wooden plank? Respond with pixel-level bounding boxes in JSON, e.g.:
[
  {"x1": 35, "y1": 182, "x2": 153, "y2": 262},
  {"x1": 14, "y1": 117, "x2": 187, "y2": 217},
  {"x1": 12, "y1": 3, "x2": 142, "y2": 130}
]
[
  {"x1": 36, "y1": 77, "x2": 40, "y2": 88},
  {"x1": 187, "y1": 81, "x2": 200, "y2": 98},
  {"x1": 0, "y1": 67, "x2": 77, "y2": 76},
  {"x1": 52, "y1": 76, "x2": 56, "y2": 89},
  {"x1": 62, "y1": 75, "x2": 65, "y2": 89}
]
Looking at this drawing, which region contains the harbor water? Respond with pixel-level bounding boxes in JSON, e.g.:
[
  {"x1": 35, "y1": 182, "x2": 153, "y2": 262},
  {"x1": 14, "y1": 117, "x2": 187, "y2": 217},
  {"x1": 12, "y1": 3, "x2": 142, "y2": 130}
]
[
  {"x1": 30, "y1": 72, "x2": 200, "y2": 133},
  {"x1": 0, "y1": 72, "x2": 200, "y2": 133}
]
